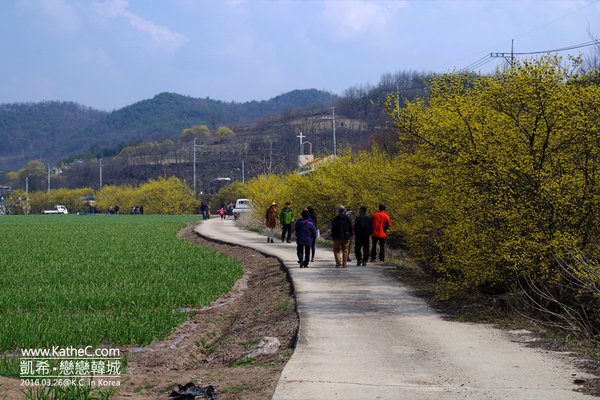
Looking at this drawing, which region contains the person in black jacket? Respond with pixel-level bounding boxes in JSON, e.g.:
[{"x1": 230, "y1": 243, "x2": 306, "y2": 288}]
[
  {"x1": 331, "y1": 205, "x2": 353, "y2": 268},
  {"x1": 354, "y1": 206, "x2": 372, "y2": 266}
]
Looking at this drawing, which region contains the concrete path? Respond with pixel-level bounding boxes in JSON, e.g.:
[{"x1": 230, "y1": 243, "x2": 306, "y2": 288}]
[{"x1": 195, "y1": 218, "x2": 594, "y2": 400}]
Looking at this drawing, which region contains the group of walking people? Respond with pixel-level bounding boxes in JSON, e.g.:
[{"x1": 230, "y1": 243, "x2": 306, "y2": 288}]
[
  {"x1": 265, "y1": 202, "x2": 319, "y2": 268},
  {"x1": 265, "y1": 202, "x2": 391, "y2": 269}
]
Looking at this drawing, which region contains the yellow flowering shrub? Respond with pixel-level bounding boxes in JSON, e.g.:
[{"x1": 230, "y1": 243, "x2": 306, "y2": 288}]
[
  {"x1": 29, "y1": 187, "x2": 95, "y2": 213},
  {"x1": 242, "y1": 56, "x2": 600, "y2": 314},
  {"x1": 97, "y1": 177, "x2": 198, "y2": 214},
  {"x1": 391, "y1": 56, "x2": 600, "y2": 297}
]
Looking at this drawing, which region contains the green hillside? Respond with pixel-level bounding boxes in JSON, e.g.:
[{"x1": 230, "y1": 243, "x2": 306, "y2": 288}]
[
  {"x1": 71, "y1": 90, "x2": 337, "y2": 156},
  {"x1": 0, "y1": 102, "x2": 107, "y2": 170},
  {"x1": 0, "y1": 89, "x2": 337, "y2": 171}
]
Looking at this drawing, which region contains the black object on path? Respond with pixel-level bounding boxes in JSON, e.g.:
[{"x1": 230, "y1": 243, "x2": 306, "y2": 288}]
[{"x1": 169, "y1": 383, "x2": 218, "y2": 400}]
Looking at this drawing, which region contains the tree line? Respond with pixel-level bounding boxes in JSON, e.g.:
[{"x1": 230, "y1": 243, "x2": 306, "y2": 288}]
[{"x1": 3, "y1": 176, "x2": 198, "y2": 215}]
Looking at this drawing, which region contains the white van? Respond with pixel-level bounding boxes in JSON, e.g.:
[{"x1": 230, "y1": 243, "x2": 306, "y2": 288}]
[
  {"x1": 43, "y1": 205, "x2": 69, "y2": 214},
  {"x1": 233, "y1": 198, "x2": 252, "y2": 213}
]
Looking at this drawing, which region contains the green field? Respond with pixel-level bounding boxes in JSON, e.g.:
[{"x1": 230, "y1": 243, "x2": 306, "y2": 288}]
[{"x1": 0, "y1": 215, "x2": 243, "y2": 352}]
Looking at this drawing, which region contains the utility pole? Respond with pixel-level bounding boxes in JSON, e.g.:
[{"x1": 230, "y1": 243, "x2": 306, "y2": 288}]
[
  {"x1": 192, "y1": 138, "x2": 204, "y2": 196},
  {"x1": 332, "y1": 107, "x2": 336, "y2": 156},
  {"x1": 25, "y1": 176, "x2": 30, "y2": 215},
  {"x1": 241, "y1": 159, "x2": 245, "y2": 184},
  {"x1": 47, "y1": 164, "x2": 51, "y2": 193},
  {"x1": 268, "y1": 139, "x2": 273, "y2": 172},
  {"x1": 511, "y1": 38, "x2": 514, "y2": 67},
  {"x1": 491, "y1": 38, "x2": 515, "y2": 67},
  {"x1": 99, "y1": 158, "x2": 104, "y2": 188},
  {"x1": 193, "y1": 138, "x2": 197, "y2": 196},
  {"x1": 321, "y1": 108, "x2": 337, "y2": 156}
]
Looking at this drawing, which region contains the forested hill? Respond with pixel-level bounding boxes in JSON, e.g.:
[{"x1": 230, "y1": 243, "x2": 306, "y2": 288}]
[
  {"x1": 0, "y1": 89, "x2": 338, "y2": 171},
  {"x1": 67, "y1": 90, "x2": 338, "y2": 156},
  {"x1": 0, "y1": 101, "x2": 107, "y2": 171}
]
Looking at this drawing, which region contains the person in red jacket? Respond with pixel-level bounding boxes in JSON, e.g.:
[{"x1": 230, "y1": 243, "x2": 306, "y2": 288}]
[{"x1": 370, "y1": 204, "x2": 391, "y2": 262}]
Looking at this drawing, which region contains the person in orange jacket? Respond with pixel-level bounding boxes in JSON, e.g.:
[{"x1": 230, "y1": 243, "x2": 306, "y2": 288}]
[
  {"x1": 370, "y1": 204, "x2": 391, "y2": 262},
  {"x1": 265, "y1": 202, "x2": 278, "y2": 243}
]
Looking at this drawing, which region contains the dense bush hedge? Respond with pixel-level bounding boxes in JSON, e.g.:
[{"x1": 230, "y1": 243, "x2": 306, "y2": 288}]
[{"x1": 7, "y1": 176, "x2": 198, "y2": 215}]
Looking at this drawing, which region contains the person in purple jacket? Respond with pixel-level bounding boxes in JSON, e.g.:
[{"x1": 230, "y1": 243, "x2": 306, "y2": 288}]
[{"x1": 295, "y1": 208, "x2": 317, "y2": 268}]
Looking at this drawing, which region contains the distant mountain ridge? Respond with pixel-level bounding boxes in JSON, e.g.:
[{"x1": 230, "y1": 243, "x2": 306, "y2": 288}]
[{"x1": 0, "y1": 89, "x2": 338, "y2": 171}]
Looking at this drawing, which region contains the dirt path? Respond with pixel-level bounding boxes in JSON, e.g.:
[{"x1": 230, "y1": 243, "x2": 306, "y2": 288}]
[{"x1": 197, "y1": 218, "x2": 598, "y2": 400}]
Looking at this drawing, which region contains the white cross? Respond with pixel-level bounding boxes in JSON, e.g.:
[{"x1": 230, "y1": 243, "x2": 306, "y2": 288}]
[{"x1": 296, "y1": 131, "x2": 305, "y2": 148}]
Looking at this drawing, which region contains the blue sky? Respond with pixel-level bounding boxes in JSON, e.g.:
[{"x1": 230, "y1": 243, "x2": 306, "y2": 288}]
[{"x1": 1, "y1": 0, "x2": 599, "y2": 111}]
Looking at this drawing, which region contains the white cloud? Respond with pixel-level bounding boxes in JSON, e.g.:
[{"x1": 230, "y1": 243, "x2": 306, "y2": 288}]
[
  {"x1": 321, "y1": 0, "x2": 408, "y2": 39},
  {"x1": 94, "y1": 0, "x2": 189, "y2": 50},
  {"x1": 124, "y1": 12, "x2": 189, "y2": 49}
]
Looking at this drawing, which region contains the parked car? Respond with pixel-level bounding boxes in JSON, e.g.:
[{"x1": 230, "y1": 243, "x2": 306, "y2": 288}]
[
  {"x1": 42, "y1": 205, "x2": 69, "y2": 214},
  {"x1": 233, "y1": 198, "x2": 252, "y2": 214}
]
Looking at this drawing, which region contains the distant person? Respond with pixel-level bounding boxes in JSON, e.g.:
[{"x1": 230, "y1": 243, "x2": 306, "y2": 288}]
[
  {"x1": 217, "y1": 207, "x2": 226, "y2": 219},
  {"x1": 331, "y1": 205, "x2": 353, "y2": 268},
  {"x1": 280, "y1": 202, "x2": 294, "y2": 243},
  {"x1": 307, "y1": 206, "x2": 318, "y2": 262},
  {"x1": 354, "y1": 206, "x2": 372, "y2": 266},
  {"x1": 114, "y1": 204, "x2": 120, "y2": 214},
  {"x1": 370, "y1": 204, "x2": 392, "y2": 262},
  {"x1": 200, "y1": 201, "x2": 209, "y2": 220},
  {"x1": 295, "y1": 208, "x2": 317, "y2": 268},
  {"x1": 265, "y1": 202, "x2": 278, "y2": 243},
  {"x1": 139, "y1": 205, "x2": 144, "y2": 214}
]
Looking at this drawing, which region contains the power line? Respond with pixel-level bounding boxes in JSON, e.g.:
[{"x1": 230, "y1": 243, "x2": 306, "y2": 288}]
[
  {"x1": 492, "y1": 39, "x2": 599, "y2": 57},
  {"x1": 462, "y1": 55, "x2": 496, "y2": 72},
  {"x1": 462, "y1": 54, "x2": 490, "y2": 71},
  {"x1": 462, "y1": 38, "x2": 600, "y2": 71},
  {"x1": 445, "y1": 0, "x2": 600, "y2": 72}
]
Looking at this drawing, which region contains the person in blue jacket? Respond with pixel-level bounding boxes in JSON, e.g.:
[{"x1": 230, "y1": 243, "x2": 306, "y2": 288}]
[{"x1": 295, "y1": 208, "x2": 317, "y2": 268}]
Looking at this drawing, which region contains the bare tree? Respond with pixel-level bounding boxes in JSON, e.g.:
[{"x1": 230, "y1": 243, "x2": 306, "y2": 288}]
[{"x1": 518, "y1": 249, "x2": 600, "y2": 340}]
